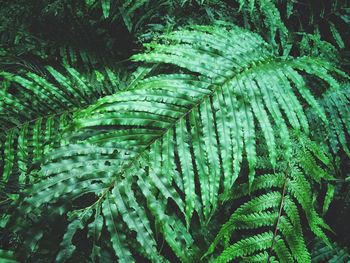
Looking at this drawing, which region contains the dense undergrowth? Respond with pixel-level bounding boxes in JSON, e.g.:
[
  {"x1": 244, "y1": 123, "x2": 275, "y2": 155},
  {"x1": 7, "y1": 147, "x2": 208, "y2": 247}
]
[{"x1": 0, "y1": 0, "x2": 350, "y2": 262}]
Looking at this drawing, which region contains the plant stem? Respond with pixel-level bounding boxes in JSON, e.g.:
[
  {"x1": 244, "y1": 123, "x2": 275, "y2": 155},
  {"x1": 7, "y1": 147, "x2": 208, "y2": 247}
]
[{"x1": 267, "y1": 168, "x2": 289, "y2": 262}]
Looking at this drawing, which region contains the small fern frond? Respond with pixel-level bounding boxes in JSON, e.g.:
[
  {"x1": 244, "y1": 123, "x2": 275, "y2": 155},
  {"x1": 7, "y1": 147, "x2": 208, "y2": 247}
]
[
  {"x1": 86, "y1": 0, "x2": 150, "y2": 32},
  {"x1": 204, "y1": 134, "x2": 336, "y2": 262},
  {"x1": 236, "y1": 0, "x2": 288, "y2": 46},
  {"x1": 310, "y1": 83, "x2": 350, "y2": 156},
  {"x1": 56, "y1": 209, "x2": 93, "y2": 262},
  {"x1": 205, "y1": 178, "x2": 313, "y2": 262},
  {"x1": 311, "y1": 238, "x2": 350, "y2": 263}
]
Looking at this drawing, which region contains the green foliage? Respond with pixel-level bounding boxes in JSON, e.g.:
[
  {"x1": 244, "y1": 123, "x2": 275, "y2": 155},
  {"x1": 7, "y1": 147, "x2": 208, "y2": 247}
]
[
  {"x1": 0, "y1": 64, "x2": 123, "y2": 183},
  {"x1": 203, "y1": 135, "x2": 336, "y2": 262},
  {"x1": 0, "y1": 0, "x2": 349, "y2": 262},
  {"x1": 0, "y1": 249, "x2": 17, "y2": 263},
  {"x1": 85, "y1": 0, "x2": 150, "y2": 31},
  {"x1": 308, "y1": 83, "x2": 350, "y2": 156},
  {"x1": 287, "y1": 1, "x2": 350, "y2": 50},
  {"x1": 236, "y1": 0, "x2": 288, "y2": 47},
  {"x1": 311, "y1": 239, "x2": 350, "y2": 262},
  {"x1": 133, "y1": 23, "x2": 341, "y2": 187}
]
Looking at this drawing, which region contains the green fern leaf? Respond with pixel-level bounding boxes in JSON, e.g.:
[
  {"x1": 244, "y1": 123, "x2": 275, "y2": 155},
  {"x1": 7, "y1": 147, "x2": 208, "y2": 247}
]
[
  {"x1": 111, "y1": 180, "x2": 165, "y2": 262},
  {"x1": 101, "y1": 0, "x2": 110, "y2": 18},
  {"x1": 329, "y1": 22, "x2": 345, "y2": 49},
  {"x1": 102, "y1": 192, "x2": 134, "y2": 263},
  {"x1": 0, "y1": 249, "x2": 17, "y2": 263},
  {"x1": 56, "y1": 210, "x2": 93, "y2": 262},
  {"x1": 213, "y1": 232, "x2": 274, "y2": 263},
  {"x1": 3, "y1": 23, "x2": 346, "y2": 262}
]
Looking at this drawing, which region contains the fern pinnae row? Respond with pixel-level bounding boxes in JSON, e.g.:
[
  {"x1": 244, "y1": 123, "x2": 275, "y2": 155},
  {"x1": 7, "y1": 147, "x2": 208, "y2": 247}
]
[
  {"x1": 277, "y1": 68, "x2": 311, "y2": 131},
  {"x1": 149, "y1": 139, "x2": 185, "y2": 214},
  {"x1": 112, "y1": 180, "x2": 164, "y2": 262},
  {"x1": 102, "y1": 191, "x2": 134, "y2": 262},
  {"x1": 69, "y1": 57, "x2": 263, "y2": 220},
  {"x1": 214, "y1": 88, "x2": 236, "y2": 198},
  {"x1": 0, "y1": 63, "x2": 127, "y2": 189},
  {"x1": 189, "y1": 108, "x2": 211, "y2": 218},
  {"x1": 200, "y1": 97, "x2": 220, "y2": 214},
  {"x1": 26, "y1": 71, "x2": 73, "y2": 109},
  {"x1": 222, "y1": 172, "x2": 285, "y2": 201},
  {"x1": 214, "y1": 231, "x2": 275, "y2": 263},
  {"x1": 46, "y1": 66, "x2": 90, "y2": 105}
]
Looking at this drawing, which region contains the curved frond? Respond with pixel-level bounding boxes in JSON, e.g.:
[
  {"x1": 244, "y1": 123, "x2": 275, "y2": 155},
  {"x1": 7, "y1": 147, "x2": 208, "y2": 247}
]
[
  {"x1": 4, "y1": 24, "x2": 346, "y2": 262},
  {"x1": 203, "y1": 135, "x2": 335, "y2": 262}
]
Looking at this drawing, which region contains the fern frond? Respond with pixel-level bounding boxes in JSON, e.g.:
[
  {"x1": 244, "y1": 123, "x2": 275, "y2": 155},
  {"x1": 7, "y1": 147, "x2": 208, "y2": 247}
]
[
  {"x1": 5, "y1": 24, "x2": 346, "y2": 262},
  {"x1": 133, "y1": 24, "x2": 342, "y2": 188},
  {"x1": 0, "y1": 62, "x2": 144, "y2": 187},
  {"x1": 311, "y1": 238, "x2": 350, "y2": 263},
  {"x1": 214, "y1": 231, "x2": 274, "y2": 263},
  {"x1": 205, "y1": 175, "x2": 313, "y2": 262},
  {"x1": 0, "y1": 64, "x2": 133, "y2": 239},
  {"x1": 86, "y1": 0, "x2": 150, "y2": 32},
  {"x1": 310, "y1": 83, "x2": 350, "y2": 156},
  {"x1": 236, "y1": 0, "x2": 288, "y2": 46},
  {"x1": 204, "y1": 134, "x2": 336, "y2": 262}
]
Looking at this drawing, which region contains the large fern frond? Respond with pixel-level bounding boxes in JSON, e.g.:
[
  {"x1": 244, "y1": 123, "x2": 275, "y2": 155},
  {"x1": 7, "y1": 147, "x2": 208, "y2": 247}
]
[
  {"x1": 7, "y1": 24, "x2": 347, "y2": 262},
  {"x1": 133, "y1": 23, "x2": 342, "y2": 186}
]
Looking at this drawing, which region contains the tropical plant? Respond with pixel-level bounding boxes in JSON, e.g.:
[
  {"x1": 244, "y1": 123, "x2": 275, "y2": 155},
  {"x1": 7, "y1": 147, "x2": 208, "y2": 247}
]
[{"x1": 0, "y1": 0, "x2": 349, "y2": 262}]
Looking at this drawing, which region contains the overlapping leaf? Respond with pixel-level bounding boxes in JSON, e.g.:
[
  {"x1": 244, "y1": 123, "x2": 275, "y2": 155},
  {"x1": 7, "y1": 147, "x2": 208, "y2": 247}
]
[{"x1": 11, "y1": 24, "x2": 345, "y2": 262}]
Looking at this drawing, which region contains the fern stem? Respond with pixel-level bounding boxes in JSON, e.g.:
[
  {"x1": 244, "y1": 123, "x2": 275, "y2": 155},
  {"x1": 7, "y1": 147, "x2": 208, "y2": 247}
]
[
  {"x1": 267, "y1": 168, "x2": 289, "y2": 262},
  {"x1": 1, "y1": 107, "x2": 76, "y2": 134}
]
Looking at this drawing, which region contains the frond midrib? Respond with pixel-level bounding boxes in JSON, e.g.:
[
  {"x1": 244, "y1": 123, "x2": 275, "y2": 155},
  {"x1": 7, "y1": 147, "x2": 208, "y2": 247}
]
[
  {"x1": 79, "y1": 55, "x2": 295, "y2": 208},
  {"x1": 0, "y1": 107, "x2": 79, "y2": 135}
]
